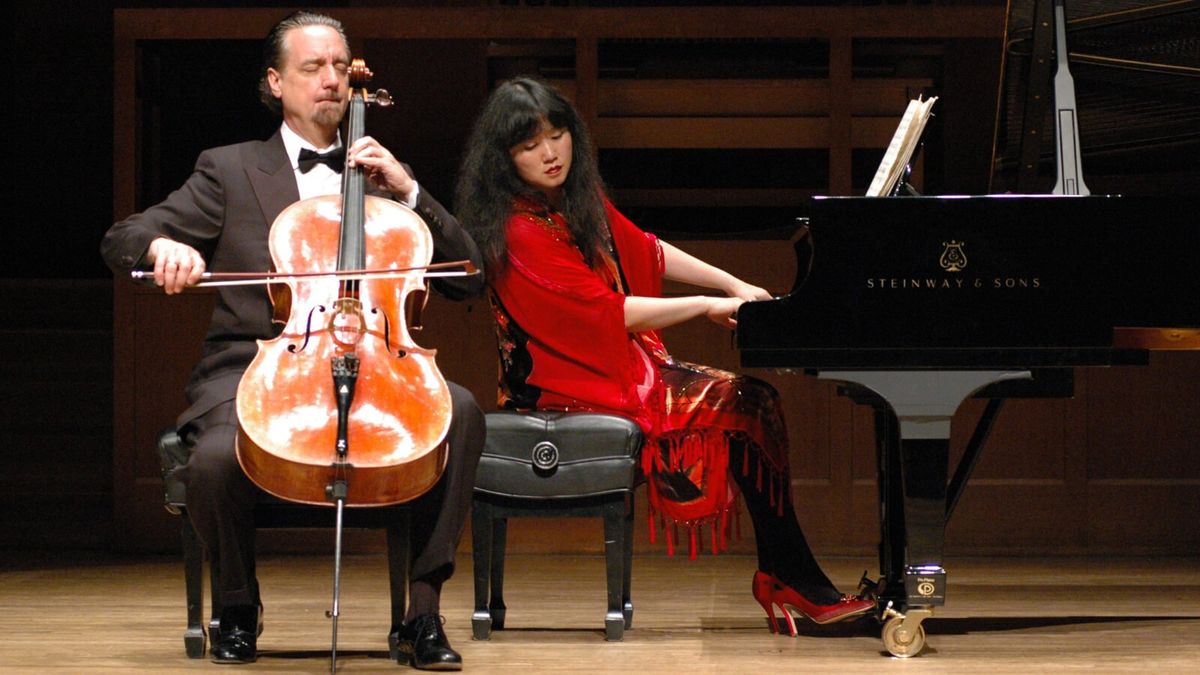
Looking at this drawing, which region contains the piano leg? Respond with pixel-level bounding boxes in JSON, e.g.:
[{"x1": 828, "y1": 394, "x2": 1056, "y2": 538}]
[
  {"x1": 823, "y1": 370, "x2": 1031, "y2": 657},
  {"x1": 871, "y1": 407, "x2": 906, "y2": 606}
]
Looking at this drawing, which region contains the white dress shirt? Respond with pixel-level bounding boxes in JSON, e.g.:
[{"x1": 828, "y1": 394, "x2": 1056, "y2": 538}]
[
  {"x1": 280, "y1": 122, "x2": 343, "y2": 200},
  {"x1": 280, "y1": 122, "x2": 420, "y2": 207}
]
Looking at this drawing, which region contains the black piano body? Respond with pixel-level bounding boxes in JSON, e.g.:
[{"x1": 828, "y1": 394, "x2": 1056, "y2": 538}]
[{"x1": 736, "y1": 195, "x2": 1199, "y2": 655}]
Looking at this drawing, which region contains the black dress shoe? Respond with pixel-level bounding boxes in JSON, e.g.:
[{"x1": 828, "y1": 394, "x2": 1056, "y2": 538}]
[
  {"x1": 210, "y1": 626, "x2": 257, "y2": 664},
  {"x1": 210, "y1": 605, "x2": 262, "y2": 664},
  {"x1": 396, "y1": 614, "x2": 462, "y2": 671}
]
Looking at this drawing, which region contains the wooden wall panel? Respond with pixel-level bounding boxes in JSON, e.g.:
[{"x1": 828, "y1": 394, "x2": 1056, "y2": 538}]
[
  {"x1": 112, "y1": 287, "x2": 214, "y2": 550},
  {"x1": 110, "y1": 6, "x2": 1198, "y2": 558},
  {"x1": 1084, "y1": 354, "x2": 1200, "y2": 552}
]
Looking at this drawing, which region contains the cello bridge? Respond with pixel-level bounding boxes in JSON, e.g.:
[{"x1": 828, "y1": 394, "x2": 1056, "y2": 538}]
[{"x1": 328, "y1": 297, "x2": 366, "y2": 348}]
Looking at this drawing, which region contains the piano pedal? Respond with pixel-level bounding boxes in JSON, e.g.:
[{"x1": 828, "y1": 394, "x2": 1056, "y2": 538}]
[{"x1": 857, "y1": 570, "x2": 881, "y2": 599}]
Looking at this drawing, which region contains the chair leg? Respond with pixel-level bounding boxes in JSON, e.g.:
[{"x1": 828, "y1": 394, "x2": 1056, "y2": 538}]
[
  {"x1": 622, "y1": 493, "x2": 635, "y2": 629},
  {"x1": 386, "y1": 512, "x2": 410, "y2": 660},
  {"x1": 207, "y1": 542, "x2": 221, "y2": 645},
  {"x1": 470, "y1": 499, "x2": 493, "y2": 640},
  {"x1": 602, "y1": 499, "x2": 626, "y2": 641},
  {"x1": 181, "y1": 515, "x2": 207, "y2": 658}
]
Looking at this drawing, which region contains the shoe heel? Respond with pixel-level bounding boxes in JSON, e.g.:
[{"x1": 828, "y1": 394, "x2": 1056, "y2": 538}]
[
  {"x1": 757, "y1": 599, "x2": 778, "y2": 633},
  {"x1": 751, "y1": 571, "x2": 777, "y2": 634},
  {"x1": 774, "y1": 601, "x2": 799, "y2": 637},
  {"x1": 770, "y1": 581, "x2": 821, "y2": 635}
]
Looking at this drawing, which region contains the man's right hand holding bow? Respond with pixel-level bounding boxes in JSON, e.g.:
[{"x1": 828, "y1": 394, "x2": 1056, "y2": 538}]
[{"x1": 147, "y1": 237, "x2": 206, "y2": 295}]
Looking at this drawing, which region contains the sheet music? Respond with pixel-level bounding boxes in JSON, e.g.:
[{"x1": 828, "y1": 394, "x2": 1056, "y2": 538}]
[{"x1": 866, "y1": 96, "x2": 937, "y2": 197}]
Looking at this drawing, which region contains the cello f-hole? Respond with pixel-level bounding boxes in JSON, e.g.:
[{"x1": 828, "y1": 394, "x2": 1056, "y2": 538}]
[{"x1": 288, "y1": 305, "x2": 328, "y2": 353}]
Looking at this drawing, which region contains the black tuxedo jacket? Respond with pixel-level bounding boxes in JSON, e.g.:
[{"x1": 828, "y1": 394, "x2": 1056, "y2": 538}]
[{"x1": 102, "y1": 130, "x2": 483, "y2": 427}]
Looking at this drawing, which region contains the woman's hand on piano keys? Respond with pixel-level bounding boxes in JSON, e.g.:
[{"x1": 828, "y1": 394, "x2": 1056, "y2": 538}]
[
  {"x1": 706, "y1": 296, "x2": 745, "y2": 329},
  {"x1": 726, "y1": 280, "x2": 772, "y2": 304}
]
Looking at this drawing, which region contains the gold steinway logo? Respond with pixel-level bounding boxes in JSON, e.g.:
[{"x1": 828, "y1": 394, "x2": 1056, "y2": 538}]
[
  {"x1": 865, "y1": 238, "x2": 1041, "y2": 290},
  {"x1": 939, "y1": 240, "x2": 967, "y2": 272}
]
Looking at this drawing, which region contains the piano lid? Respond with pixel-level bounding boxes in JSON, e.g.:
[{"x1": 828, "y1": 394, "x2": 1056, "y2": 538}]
[{"x1": 990, "y1": 0, "x2": 1200, "y2": 196}]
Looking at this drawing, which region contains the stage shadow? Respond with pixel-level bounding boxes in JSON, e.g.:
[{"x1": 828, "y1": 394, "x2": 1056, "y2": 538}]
[
  {"x1": 473, "y1": 626, "x2": 617, "y2": 643},
  {"x1": 921, "y1": 614, "x2": 1199, "y2": 635},
  {"x1": 260, "y1": 648, "x2": 392, "y2": 661},
  {"x1": 786, "y1": 613, "x2": 1199, "y2": 639},
  {"x1": 698, "y1": 615, "x2": 874, "y2": 636}
]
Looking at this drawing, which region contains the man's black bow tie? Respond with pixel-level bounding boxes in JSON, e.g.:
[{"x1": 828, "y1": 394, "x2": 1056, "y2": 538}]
[{"x1": 297, "y1": 147, "x2": 345, "y2": 173}]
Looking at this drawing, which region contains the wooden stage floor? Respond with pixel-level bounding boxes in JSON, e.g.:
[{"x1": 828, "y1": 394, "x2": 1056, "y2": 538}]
[{"x1": 2, "y1": 552, "x2": 1198, "y2": 673}]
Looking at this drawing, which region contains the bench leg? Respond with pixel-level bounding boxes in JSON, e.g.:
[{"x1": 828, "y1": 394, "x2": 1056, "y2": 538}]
[
  {"x1": 622, "y1": 493, "x2": 634, "y2": 629},
  {"x1": 488, "y1": 515, "x2": 508, "y2": 631},
  {"x1": 602, "y1": 499, "x2": 626, "y2": 641},
  {"x1": 470, "y1": 500, "x2": 493, "y2": 640},
  {"x1": 181, "y1": 515, "x2": 207, "y2": 658},
  {"x1": 207, "y1": 558, "x2": 221, "y2": 642}
]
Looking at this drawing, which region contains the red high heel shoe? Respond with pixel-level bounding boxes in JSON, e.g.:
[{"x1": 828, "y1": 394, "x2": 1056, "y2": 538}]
[
  {"x1": 752, "y1": 571, "x2": 782, "y2": 634},
  {"x1": 771, "y1": 581, "x2": 875, "y2": 634}
]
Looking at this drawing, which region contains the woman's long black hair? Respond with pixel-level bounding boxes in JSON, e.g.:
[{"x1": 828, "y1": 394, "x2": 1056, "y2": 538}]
[{"x1": 455, "y1": 77, "x2": 609, "y2": 277}]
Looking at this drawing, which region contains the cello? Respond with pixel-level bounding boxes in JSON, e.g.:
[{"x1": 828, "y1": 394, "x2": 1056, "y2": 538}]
[
  {"x1": 234, "y1": 60, "x2": 452, "y2": 506},
  {"x1": 231, "y1": 59, "x2": 456, "y2": 669}
]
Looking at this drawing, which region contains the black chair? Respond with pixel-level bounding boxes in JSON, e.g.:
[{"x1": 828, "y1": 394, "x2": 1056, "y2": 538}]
[
  {"x1": 471, "y1": 411, "x2": 643, "y2": 641},
  {"x1": 157, "y1": 427, "x2": 411, "y2": 659}
]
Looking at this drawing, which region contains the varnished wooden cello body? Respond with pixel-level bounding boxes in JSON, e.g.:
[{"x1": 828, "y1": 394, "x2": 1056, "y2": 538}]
[{"x1": 234, "y1": 60, "x2": 451, "y2": 507}]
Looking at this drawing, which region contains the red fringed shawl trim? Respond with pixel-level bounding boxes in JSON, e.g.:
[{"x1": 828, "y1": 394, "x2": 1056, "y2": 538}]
[{"x1": 643, "y1": 429, "x2": 789, "y2": 560}]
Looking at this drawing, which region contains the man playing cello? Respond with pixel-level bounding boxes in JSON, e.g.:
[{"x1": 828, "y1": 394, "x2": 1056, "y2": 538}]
[{"x1": 101, "y1": 11, "x2": 483, "y2": 670}]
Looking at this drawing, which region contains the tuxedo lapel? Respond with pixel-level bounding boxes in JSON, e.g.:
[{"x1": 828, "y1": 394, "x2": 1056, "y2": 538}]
[{"x1": 245, "y1": 131, "x2": 300, "y2": 226}]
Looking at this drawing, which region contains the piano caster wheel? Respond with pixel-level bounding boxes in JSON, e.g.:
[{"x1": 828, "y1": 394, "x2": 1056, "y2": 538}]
[
  {"x1": 882, "y1": 616, "x2": 925, "y2": 657},
  {"x1": 880, "y1": 604, "x2": 931, "y2": 658}
]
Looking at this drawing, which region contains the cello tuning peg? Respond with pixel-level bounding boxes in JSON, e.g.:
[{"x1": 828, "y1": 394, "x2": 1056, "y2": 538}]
[{"x1": 371, "y1": 89, "x2": 392, "y2": 107}]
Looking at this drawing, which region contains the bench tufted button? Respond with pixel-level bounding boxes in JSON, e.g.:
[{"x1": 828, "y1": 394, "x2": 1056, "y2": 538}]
[{"x1": 531, "y1": 441, "x2": 559, "y2": 471}]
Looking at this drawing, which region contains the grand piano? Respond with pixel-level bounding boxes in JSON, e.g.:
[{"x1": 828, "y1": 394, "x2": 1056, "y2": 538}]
[{"x1": 736, "y1": 0, "x2": 1199, "y2": 658}]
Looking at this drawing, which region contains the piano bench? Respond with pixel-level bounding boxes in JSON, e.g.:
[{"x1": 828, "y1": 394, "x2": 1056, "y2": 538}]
[{"x1": 471, "y1": 411, "x2": 643, "y2": 641}]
